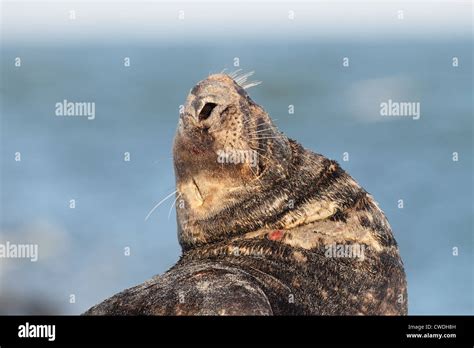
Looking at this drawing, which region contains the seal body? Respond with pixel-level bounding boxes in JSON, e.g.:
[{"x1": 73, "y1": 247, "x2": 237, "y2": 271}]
[{"x1": 84, "y1": 73, "x2": 407, "y2": 315}]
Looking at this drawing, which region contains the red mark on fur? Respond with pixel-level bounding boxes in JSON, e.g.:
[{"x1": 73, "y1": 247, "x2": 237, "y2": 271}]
[{"x1": 268, "y1": 230, "x2": 284, "y2": 241}]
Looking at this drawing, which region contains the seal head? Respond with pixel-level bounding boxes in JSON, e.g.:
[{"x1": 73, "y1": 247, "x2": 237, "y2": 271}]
[{"x1": 174, "y1": 73, "x2": 292, "y2": 250}]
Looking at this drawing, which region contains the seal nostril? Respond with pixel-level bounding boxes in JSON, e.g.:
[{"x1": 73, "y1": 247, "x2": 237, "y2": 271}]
[{"x1": 198, "y1": 103, "x2": 217, "y2": 121}]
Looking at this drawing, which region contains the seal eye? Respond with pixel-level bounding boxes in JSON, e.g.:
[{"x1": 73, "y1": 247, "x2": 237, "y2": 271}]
[{"x1": 198, "y1": 103, "x2": 217, "y2": 121}]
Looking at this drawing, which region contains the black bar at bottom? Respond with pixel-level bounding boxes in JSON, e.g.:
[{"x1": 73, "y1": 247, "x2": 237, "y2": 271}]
[{"x1": 0, "y1": 315, "x2": 472, "y2": 346}]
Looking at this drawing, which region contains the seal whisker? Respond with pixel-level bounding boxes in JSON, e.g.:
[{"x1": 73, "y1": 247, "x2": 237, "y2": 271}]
[
  {"x1": 242, "y1": 117, "x2": 253, "y2": 125},
  {"x1": 247, "y1": 144, "x2": 273, "y2": 167},
  {"x1": 248, "y1": 136, "x2": 286, "y2": 141},
  {"x1": 249, "y1": 145, "x2": 267, "y2": 152},
  {"x1": 255, "y1": 150, "x2": 273, "y2": 164},
  {"x1": 145, "y1": 189, "x2": 178, "y2": 221},
  {"x1": 241, "y1": 80, "x2": 262, "y2": 89},
  {"x1": 248, "y1": 143, "x2": 269, "y2": 154},
  {"x1": 248, "y1": 132, "x2": 271, "y2": 136},
  {"x1": 248, "y1": 119, "x2": 279, "y2": 132},
  {"x1": 234, "y1": 71, "x2": 255, "y2": 86},
  {"x1": 247, "y1": 128, "x2": 275, "y2": 136},
  {"x1": 249, "y1": 132, "x2": 285, "y2": 138},
  {"x1": 228, "y1": 69, "x2": 243, "y2": 79},
  {"x1": 255, "y1": 153, "x2": 273, "y2": 166},
  {"x1": 168, "y1": 193, "x2": 183, "y2": 220},
  {"x1": 247, "y1": 162, "x2": 264, "y2": 186},
  {"x1": 241, "y1": 119, "x2": 254, "y2": 128},
  {"x1": 228, "y1": 70, "x2": 261, "y2": 90}
]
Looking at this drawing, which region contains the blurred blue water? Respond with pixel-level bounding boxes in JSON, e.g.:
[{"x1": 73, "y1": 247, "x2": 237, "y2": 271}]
[{"x1": 0, "y1": 40, "x2": 472, "y2": 314}]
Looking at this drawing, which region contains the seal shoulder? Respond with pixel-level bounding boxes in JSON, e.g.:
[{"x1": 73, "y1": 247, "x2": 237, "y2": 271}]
[{"x1": 84, "y1": 261, "x2": 272, "y2": 316}]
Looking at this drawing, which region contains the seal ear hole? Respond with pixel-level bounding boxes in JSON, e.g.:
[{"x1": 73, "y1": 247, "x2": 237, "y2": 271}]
[{"x1": 199, "y1": 103, "x2": 217, "y2": 121}]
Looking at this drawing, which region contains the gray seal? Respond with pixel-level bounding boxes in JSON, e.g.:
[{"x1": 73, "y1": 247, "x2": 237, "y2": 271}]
[{"x1": 84, "y1": 72, "x2": 408, "y2": 315}]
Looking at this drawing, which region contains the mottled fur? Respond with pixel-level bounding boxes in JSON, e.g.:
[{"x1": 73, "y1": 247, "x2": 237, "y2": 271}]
[{"x1": 84, "y1": 73, "x2": 407, "y2": 316}]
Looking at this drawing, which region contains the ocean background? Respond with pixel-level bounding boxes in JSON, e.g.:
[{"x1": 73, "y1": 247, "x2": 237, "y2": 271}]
[{"x1": 1, "y1": 19, "x2": 472, "y2": 315}]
